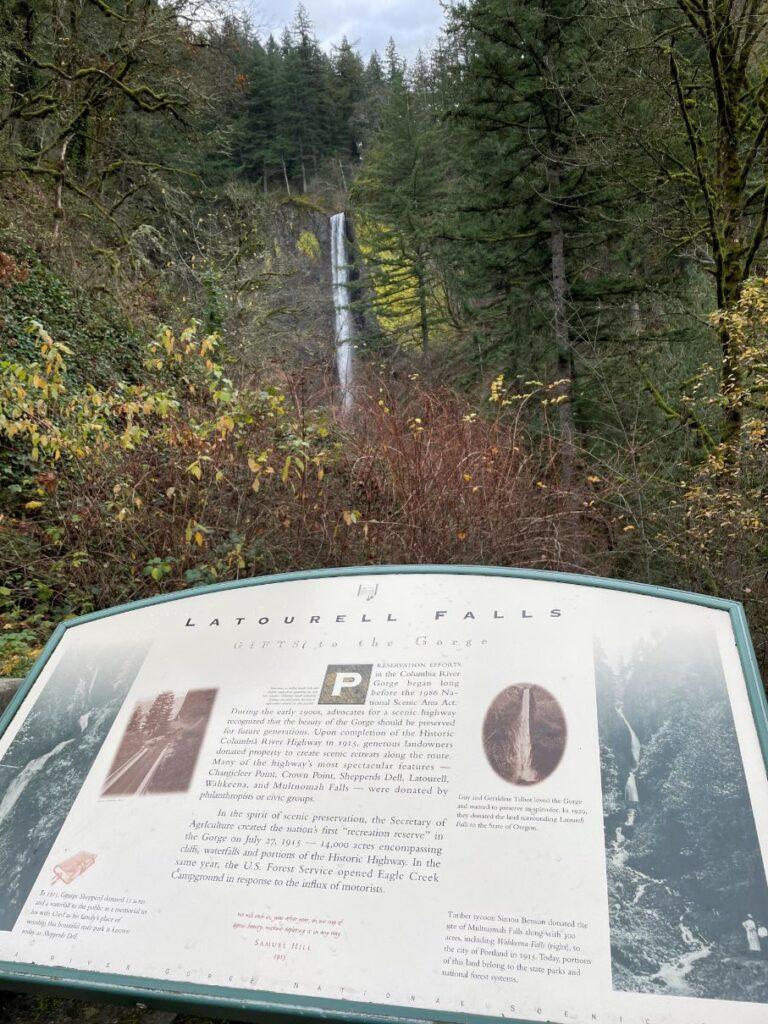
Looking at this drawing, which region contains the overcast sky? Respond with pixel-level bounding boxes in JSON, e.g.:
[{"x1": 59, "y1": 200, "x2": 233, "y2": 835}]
[{"x1": 241, "y1": 0, "x2": 446, "y2": 60}]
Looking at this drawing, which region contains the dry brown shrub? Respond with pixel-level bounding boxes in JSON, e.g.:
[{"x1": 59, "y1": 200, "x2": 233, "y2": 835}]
[
  {"x1": 340, "y1": 381, "x2": 601, "y2": 570},
  {"x1": 0, "y1": 252, "x2": 29, "y2": 289}
]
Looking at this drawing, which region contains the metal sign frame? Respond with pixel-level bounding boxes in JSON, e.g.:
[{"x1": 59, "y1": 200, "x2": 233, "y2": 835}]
[{"x1": 0, "y1": 564, "x2": 766, "y2": 1023}]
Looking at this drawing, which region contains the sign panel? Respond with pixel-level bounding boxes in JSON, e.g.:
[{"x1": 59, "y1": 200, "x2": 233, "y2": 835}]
[{"x1": 0, "y1": 567, "x2": 766, "y2": 1024}]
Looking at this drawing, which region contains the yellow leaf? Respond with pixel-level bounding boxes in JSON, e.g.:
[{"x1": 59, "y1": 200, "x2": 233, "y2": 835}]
[
  {"x1": 24, "y1": 500, "x2": 43, "y2": 509},
  {"x1": 187, "y1": 461, "x2": 203, "y2": 480},
  {"x1": 194, "y1": 531, "x2": 204, "y2": 546}
]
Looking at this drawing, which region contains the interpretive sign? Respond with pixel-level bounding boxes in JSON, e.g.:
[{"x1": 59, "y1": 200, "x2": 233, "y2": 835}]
[{"x1": 0, "y1": 566, "x2": 766, "y2": 1024}]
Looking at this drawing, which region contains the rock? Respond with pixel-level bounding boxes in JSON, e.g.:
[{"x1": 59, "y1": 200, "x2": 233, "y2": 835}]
[{"x1": 0, "y1": 678, "x2": 21, "y2": 716}]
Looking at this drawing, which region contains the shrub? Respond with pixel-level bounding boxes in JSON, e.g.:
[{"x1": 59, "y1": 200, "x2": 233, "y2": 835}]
[{"x1": 0, "y1": 323, "x2": 605, "y2": 669}]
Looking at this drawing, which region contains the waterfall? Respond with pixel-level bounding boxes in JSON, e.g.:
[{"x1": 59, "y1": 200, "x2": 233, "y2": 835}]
[
  {"x1": 514, "y1": 686, "x2": 539, "y2": 783},
  {"x1": 330, "y1": 212, "x2": 353, "y2": 412},
  {"x1": 625, "y1": 772, "x2": 639, "y2": 804},
  {"x1": 0, "y1": 739, "x2": 74, "y2": 827},
  {"x1": 616, "y1": 702, "x2": 641, "y2": 768},
  {"x1": 616, "y1": 701, "x2": 641, "y2": 825}
]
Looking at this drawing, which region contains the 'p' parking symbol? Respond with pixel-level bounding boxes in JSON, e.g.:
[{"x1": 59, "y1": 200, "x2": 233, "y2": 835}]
[{"x1": 318, "y1": 664, "x2": 373, "y2": 705}]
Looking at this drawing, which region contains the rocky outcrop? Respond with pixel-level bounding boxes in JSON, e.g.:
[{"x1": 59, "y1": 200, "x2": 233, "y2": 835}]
[{"x1": 0, "y1": 678, "x2": 21, "y2": 716}]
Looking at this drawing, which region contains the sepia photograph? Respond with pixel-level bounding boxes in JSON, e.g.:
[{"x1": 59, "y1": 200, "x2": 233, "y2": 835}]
[
  {"x1": 102, "y1": 688, "x2": 216, "y2": 797},
  {"x1": 482, "y1": 683, "x2": 566, "y2": 785}
]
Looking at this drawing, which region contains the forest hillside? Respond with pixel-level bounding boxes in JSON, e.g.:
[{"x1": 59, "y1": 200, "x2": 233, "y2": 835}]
[{"x1": 1, "y1": 0, "x2": 767, "y2": 680}]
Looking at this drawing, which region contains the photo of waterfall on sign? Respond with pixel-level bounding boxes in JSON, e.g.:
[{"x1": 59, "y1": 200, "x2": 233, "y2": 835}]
[
  {"x1": 482, "y1": 683, "x2": 566, "y2": 785},
  {"x1": 595, "y1": 625, "x2": 768, "y2": 1003}
]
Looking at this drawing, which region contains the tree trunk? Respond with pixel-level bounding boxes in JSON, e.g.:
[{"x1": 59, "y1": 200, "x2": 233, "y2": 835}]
[
  {"x1": 547, "y1": 161, "x2": 576, "y2": 491},
  {"x1": 8, "y1": 0, "x2": 37, "y2": 147},
  {"x1": 52, "y1": 134, "x2": 72, "y2": 241},
  {"x1": 416, "y1": 260, "x2": 430, "y2": 366},
  {"x1": 717, "y1": 162, "x2": 745, "y2": 446}
]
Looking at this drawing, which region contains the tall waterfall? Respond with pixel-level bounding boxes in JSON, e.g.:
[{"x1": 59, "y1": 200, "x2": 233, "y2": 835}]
[
  {"x1": 616, "y1": 701, "x2": 641, "y2": 826},
  {"x1": 330, "y1": 212, "x2": 353, "y2": 412},
  {"x1": 514, "y1": 686, "x2": 539, "y2": 783}
]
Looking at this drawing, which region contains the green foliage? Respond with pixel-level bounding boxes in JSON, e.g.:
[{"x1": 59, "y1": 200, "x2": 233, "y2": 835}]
[
  {"x1": 352, "y1": 57, "x2": 449, "y2": 358},
  {"x1": 0, "y1": 317, "x2": 330, "y2": 658},
  {"x1": 0, "y1": 244, "x2": 142, "y2": 386},
  {"x1": 229, "y1": 10, "x2": 371, "y2": 192},
  {"x1": 0, "y1": 625, "x2": 45, "y2": 678},
  {"x1": 0, "y1": 320, "x2": 606, "y2": 669},
  {"x1": 297, "y1": 230, "x2": 320, "y2": 261},
  {"x1": 0, "y1": 0, "x2": 198, "y2": 240},
  {"x1": 667, "y1": 280, "x2": 768, "y2": 598}
]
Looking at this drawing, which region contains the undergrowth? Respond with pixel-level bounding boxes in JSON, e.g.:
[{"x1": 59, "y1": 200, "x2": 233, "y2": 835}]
[{"x1": 0, "y1": 317, "x2": 604, "y2": 675}]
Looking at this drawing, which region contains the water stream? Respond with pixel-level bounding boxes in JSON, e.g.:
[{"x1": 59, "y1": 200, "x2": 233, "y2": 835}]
[
  {"x1": 330, "y1": 212, "x2": 353, "y2": 412},
  {"x1": 0, "y1": 738, "x2": 75, "y2": 828},
  {"x1": 652, "y1": 919, "x2": 712, "y2": 993},
  {"x1": 610, "y1": 702, "x2": 712, "y2": 990}
]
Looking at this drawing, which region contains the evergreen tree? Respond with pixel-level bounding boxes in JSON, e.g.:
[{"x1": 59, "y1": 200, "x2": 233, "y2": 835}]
[
  {"x1": 353, "y1": 52, "x2": 447, "y2": 359},
  {"x1": 332, "y1": 37, "x2": 366, "y2": 159},
  {"x1": 613, "y1": 0, "x2": 768, "y2": 444},
  {"x1": 127, "y1": 705, "x2": 147, "y2": 736},
  {"x1": 144, "y1": 692, "x2": 176, "y2": 738},
  {"x1": 442, "y1": 0, "x2": 619, "y2": 479},
  {"x1": 362, "y1": 51, "x2": 387, "y2": 142},
  {"x1": 279, "y1": 6, "x2": 334, "y2": 190}
]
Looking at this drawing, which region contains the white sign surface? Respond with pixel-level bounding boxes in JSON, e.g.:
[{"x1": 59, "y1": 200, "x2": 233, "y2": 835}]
[{"x1": 0, "y1": 570, "x2": 766, "y2": 1024}]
